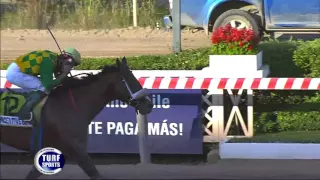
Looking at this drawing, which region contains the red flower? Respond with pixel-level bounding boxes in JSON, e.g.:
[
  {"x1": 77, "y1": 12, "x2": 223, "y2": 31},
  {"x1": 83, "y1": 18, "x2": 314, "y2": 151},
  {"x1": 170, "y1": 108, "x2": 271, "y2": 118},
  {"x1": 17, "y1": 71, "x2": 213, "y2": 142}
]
[
  {"x1": 226, "y1": 36, "x2": 232, "y2": 42},
  {"x1": 226, "y1": 23, "x2": 233, "y2": 31},
  {"x1": 210, "y1": 24, "x2": 259, "y2": 54}
]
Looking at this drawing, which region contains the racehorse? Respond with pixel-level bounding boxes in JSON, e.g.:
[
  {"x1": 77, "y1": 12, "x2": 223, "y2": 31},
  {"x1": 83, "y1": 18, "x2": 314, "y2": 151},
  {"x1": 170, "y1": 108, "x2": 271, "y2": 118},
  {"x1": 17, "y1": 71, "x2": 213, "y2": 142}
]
[{"x1": 0, "y1": 57, "x2": 153, "y2": 179}]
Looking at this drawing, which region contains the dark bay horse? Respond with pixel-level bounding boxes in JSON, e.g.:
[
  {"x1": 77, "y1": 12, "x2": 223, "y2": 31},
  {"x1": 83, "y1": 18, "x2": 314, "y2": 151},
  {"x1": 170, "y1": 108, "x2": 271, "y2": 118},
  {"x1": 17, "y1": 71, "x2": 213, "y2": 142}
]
[{"x1": 0, "y1": 57, "x2": 153, "y2": 179}]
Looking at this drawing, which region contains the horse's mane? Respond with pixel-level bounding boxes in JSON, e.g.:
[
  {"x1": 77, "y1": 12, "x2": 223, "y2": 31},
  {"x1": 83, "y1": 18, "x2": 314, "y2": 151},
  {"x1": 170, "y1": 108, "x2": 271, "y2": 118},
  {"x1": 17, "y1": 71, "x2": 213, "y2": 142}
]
[{"x1": 50, "y1": 64, "x2": 119, "y2": 94}]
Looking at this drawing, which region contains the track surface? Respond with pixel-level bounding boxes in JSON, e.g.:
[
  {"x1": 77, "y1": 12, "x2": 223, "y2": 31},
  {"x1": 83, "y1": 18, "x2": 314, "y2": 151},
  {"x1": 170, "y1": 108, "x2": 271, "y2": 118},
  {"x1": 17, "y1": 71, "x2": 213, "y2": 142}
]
[
  {"x1": 2, "y1": 28, "x2": 319, "y2": 63},
  {"x1": 1, "y1": 28, "x2": 320, "y2": 63},
  {"x1": 1, "y1": 160, "x2": 320, "y2": 179},
  {"x1": 0, "y1": 28, "x2": 211, "y2": 62}
]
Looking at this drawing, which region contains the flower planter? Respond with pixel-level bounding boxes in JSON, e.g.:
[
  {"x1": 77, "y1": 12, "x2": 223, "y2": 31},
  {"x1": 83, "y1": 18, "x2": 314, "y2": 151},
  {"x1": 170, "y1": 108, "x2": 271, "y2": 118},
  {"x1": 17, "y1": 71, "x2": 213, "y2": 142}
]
[{"x1": 209, "y1": 51, "x2": 263, "y2": 74}]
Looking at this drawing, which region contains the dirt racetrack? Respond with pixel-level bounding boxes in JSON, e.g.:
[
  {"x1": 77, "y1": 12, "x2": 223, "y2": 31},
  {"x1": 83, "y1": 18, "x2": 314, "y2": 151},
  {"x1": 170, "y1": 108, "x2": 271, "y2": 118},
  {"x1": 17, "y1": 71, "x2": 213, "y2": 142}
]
[
  {"x1": 1, "y1": 160, "x2": 320, "y2": 179},
  {"x1": 0, "y1": 28, "x2": 211, "y2": 63}
]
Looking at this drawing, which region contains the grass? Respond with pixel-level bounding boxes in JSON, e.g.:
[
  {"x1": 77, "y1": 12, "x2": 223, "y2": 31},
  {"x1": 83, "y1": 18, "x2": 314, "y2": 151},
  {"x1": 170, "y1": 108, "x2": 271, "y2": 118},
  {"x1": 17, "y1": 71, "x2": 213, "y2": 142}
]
[
  {"x1": 0, "y1": 0, "x2": 168, "y2": 30},
  {"x1": 228, "y1": 131, "x2": 320, "y2": 143}
]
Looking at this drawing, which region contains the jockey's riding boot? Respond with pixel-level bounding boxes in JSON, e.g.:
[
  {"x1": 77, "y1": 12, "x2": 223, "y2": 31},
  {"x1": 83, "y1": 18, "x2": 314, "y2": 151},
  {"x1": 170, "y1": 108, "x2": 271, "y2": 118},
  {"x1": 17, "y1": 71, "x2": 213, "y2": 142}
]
[{"x1": 16, "y1": 90, "x2": 46, "y2": 120}]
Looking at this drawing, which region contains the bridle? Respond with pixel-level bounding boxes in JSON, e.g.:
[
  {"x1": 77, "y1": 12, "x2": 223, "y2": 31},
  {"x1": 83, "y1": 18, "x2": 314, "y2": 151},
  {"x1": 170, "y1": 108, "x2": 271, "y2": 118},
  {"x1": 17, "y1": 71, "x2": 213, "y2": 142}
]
[{"x1": 121, "y1": 76, "x2": 149, "y2": 109}]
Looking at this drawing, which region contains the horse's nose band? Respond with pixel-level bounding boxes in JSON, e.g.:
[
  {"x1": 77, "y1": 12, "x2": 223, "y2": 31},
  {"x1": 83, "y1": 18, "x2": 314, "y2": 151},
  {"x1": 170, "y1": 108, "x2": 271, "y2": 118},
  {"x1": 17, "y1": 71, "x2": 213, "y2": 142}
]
[{"x1": 128, "y1": 99, "x2": 140, "y2": 107}]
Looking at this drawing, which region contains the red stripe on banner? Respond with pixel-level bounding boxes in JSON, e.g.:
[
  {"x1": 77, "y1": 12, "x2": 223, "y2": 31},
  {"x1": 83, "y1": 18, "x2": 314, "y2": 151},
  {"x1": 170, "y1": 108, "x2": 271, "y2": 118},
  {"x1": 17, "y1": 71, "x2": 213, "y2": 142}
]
[
  {"x1": 234, "y1": 78, "x2": 245, "y2": 89},
  {"x1": 218, "y1": 78, "x2": 228, "y2": 89},
  {"x1": 301, "y1": 78, "x2": 311, "y2": 89},
  {"x1": 4, "y1": 80, "x2": 12, "y2": 88},
  {"x1": 201, "y1": 78, "x2": 212, "y2": 89},
  {"x1": 284, "y1": 78, "x2": 295, "y2": 89},
  {"x1": 185, "y1": 78, "x2": 195, "y2": 89},
  {"x1": 268, "y1": 78, "x2": 278, "y2": 89},
  {"x1": 318, "y1": 81, "x2": 320, "y2": 90},
  {"x1": 138, "y1": 77, "x2": 147, "y2": 87},
  {"x1": 152, "y1": 77, "x2": 163, "y2": 89},
  {"x1": 168, "y1": 78, "x2": 178, "y2": 89},
  {"x1": 251, "y1": 78, "x2": 261, "y2": 89}
]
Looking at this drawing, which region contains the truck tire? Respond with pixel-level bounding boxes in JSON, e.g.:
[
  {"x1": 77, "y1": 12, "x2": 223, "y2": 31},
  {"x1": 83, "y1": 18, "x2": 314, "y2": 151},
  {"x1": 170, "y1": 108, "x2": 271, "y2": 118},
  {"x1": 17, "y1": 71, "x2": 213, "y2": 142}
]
[{"x1": 212, "y1": 9, "x2": 261, "y2": 39}]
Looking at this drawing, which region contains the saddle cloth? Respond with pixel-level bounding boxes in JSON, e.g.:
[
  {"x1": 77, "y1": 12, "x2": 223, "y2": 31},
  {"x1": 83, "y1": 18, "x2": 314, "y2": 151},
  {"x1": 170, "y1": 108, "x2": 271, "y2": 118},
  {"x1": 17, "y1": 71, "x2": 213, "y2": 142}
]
[{"x1": 0, "y1": 91, "x2": 48, "y2": 154}]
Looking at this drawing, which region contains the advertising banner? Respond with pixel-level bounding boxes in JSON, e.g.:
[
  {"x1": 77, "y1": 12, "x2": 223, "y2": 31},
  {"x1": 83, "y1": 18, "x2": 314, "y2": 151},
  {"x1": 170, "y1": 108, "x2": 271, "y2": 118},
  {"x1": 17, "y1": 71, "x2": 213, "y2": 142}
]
[{"x1": 0, "y1": 89, "x2": 203, "y2": 154}]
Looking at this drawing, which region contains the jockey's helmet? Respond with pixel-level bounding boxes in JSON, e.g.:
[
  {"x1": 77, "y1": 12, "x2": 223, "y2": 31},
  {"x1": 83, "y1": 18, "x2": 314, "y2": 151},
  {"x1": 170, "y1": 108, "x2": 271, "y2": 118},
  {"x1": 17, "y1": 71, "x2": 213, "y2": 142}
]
[{"x1": 64, "y1": 47, "x2": 81, "y2": 66}]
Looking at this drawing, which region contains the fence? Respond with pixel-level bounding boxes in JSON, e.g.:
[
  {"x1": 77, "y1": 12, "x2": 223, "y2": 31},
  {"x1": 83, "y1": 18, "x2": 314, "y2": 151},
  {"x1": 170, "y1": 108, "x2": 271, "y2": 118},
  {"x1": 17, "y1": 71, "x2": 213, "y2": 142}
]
[
  {"x1": 2, "y1": 71, "x2": 319, "y2": 143},
  {"x1": 137, "y1": 77, "x2": 320, "y2": 142}
]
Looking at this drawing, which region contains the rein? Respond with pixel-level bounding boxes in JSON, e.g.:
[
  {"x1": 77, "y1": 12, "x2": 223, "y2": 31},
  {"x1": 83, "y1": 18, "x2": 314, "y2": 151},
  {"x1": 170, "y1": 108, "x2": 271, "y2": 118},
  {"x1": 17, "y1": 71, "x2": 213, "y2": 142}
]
[
  {"x1": 69, "y1": 88, "x2": 80, "y2": 112},
  {"x1": 69, "y1": 72, "x2": 93, "y2": 77},
  {"x1": 66, "y1": 72, "x2": 93, "y2": 112}
]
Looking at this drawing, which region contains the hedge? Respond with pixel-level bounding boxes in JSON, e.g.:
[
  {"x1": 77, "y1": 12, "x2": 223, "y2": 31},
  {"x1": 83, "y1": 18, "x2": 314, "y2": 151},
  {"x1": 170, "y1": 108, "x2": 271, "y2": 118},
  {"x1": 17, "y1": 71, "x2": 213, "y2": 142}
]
[
  {"x1": 1, "y1": 39, "x2": 320, "y2": 133},
  {"x1": 293, "y1": 39, "x2": 320, "y2": 77}
]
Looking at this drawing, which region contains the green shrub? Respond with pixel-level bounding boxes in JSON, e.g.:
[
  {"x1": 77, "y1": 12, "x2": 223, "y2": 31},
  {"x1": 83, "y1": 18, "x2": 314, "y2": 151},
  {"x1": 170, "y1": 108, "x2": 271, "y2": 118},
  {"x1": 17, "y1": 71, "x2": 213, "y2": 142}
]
[
  {"x1": 277, "y1": 94, "x2": 320, "y2": 131},
  {"x1": 1, "y1": 63, "x2": 9, "y2": 70},
  {"x1": 75, "y1": 48, "x2": 211, "y2": 70},
  {"x1": 252, "y1": 39, "x2": 320, "y2": 133},
  {"x1": 293, "y1": 39, "x2": 320, "y2": 78},
  {"x1": 254, "y1": 92, "x2": 320, "y2": 134},
  {"x1": 258, "y1": 39, "x2": 304, "y2": 77},
  {"x1": 254, "y1": 112, "x2": 279, "y2": 134}
]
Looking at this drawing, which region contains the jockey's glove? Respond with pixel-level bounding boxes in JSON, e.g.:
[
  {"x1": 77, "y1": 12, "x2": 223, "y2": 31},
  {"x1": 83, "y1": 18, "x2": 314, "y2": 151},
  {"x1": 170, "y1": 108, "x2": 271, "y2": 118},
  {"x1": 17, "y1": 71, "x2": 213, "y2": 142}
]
[
  {"x1": 56, "y1": 71, "x2": 69, "y2": 82},
  {"x1": 62, "y1": 64, "x2": 73, "y2": 74}
]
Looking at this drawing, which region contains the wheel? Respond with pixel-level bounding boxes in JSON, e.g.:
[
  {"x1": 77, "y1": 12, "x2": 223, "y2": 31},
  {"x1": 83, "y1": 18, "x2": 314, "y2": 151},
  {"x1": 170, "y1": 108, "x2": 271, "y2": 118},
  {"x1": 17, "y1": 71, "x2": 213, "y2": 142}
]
[{"x1": 212, "y1": 9, "x2": 261, "y2": 38}]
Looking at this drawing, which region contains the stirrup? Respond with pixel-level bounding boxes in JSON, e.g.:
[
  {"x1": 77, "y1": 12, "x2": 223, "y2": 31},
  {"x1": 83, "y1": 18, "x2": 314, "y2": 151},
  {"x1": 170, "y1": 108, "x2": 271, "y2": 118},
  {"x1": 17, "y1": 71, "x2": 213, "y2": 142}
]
[
  {"x1": 24, "y1": 112, "x2": 33, "y2": 122},
  {"x1": 20, "y1": 112, "x2": 33, "y2": 122}
]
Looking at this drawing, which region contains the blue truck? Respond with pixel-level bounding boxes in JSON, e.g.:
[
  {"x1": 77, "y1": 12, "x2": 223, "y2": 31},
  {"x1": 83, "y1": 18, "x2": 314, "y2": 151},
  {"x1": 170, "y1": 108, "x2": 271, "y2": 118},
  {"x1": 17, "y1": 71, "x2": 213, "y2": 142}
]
[{"x1": 164, "y1": 0, "x2": 320, "y2": 37}]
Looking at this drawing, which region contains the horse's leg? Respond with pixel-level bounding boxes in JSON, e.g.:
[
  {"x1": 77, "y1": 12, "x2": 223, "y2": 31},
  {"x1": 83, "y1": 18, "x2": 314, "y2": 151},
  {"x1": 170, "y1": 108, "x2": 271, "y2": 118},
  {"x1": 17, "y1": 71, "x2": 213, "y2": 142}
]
[
  {"x1": 50, "y1": 105, "x2": 103, "y2": 179},
  {"x1": 24, "y1": 165, "x2": 42, "y2": 179},
  {"x1": 66, "y1": 138, "x2": 103, "y2": 180},
  {"x1": 25, "y1": 124, "x2": 43, "y2": 179},
  {"x1": 57, "y1": 125, "x2": 103, "y2": 180},
  {"x1": 73, "y1": 147, "x2": 103, "y2": 180}
]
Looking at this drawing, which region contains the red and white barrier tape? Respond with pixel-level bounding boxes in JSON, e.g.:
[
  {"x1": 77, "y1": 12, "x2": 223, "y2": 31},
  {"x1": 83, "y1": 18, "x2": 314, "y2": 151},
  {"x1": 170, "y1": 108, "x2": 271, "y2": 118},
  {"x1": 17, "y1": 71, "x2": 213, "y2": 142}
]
[
  {"x1": 1, "y1": 78, "x2": 320, "y2": 90},
  {"x1": 138, "y1": 77, "x2": 320, "y2": 90}
]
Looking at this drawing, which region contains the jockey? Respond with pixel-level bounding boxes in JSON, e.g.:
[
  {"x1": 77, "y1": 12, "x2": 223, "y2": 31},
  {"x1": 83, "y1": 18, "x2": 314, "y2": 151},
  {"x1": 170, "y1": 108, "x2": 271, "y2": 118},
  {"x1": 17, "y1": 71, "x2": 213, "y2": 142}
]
[{"x1": 6, "y1": 48, "x2": 81, "y2": 119}]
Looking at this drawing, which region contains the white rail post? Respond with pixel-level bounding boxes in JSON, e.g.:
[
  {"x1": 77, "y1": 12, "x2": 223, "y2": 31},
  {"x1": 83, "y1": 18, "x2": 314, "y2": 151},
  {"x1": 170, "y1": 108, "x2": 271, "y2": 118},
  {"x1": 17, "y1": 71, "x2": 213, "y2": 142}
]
[
  {"x1": 137, "y1": 112, "x2": 151, "y2": 163},
  {"x1": 123, "y1": 79, "x2": 151, "y2": 164},
  {"x1": 247, "y1": 89, "x2": 254, "y2": 137},
  {"x1": 172, "y1": 0, "x2": 181, "y2": 53},
  {"x1": 133, "y1": 0, "x2": 138, "y2": 27},
  {"x1": 209, "y1": 89, "x2": 225, "y2": 142}
]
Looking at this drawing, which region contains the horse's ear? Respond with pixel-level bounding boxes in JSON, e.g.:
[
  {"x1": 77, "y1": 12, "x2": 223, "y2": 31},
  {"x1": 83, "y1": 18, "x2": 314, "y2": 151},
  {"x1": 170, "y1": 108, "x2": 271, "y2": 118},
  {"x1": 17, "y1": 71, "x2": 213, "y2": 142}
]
[
  {"x1": 121, "y1": 57, "x2": 128, "y2": 66},
  {"x1": 116, "y1": 58, "x2": 121, "y2": 67}
]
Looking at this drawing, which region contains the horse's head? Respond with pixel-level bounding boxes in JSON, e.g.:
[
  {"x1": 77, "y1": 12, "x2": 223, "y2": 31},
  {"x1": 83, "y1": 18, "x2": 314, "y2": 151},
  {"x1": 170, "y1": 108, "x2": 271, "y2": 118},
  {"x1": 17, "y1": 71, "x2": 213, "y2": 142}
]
[{"x1": 113, "y1": 57, "x2": 153, "y2": 115}]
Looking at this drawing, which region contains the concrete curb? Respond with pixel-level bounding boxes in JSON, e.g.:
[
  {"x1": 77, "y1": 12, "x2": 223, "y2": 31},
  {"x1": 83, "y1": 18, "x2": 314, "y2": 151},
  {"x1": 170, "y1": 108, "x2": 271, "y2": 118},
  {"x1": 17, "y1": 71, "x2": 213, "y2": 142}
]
[{"x1": 219, "y1": 142, "x2": 320, "y2": 159}]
